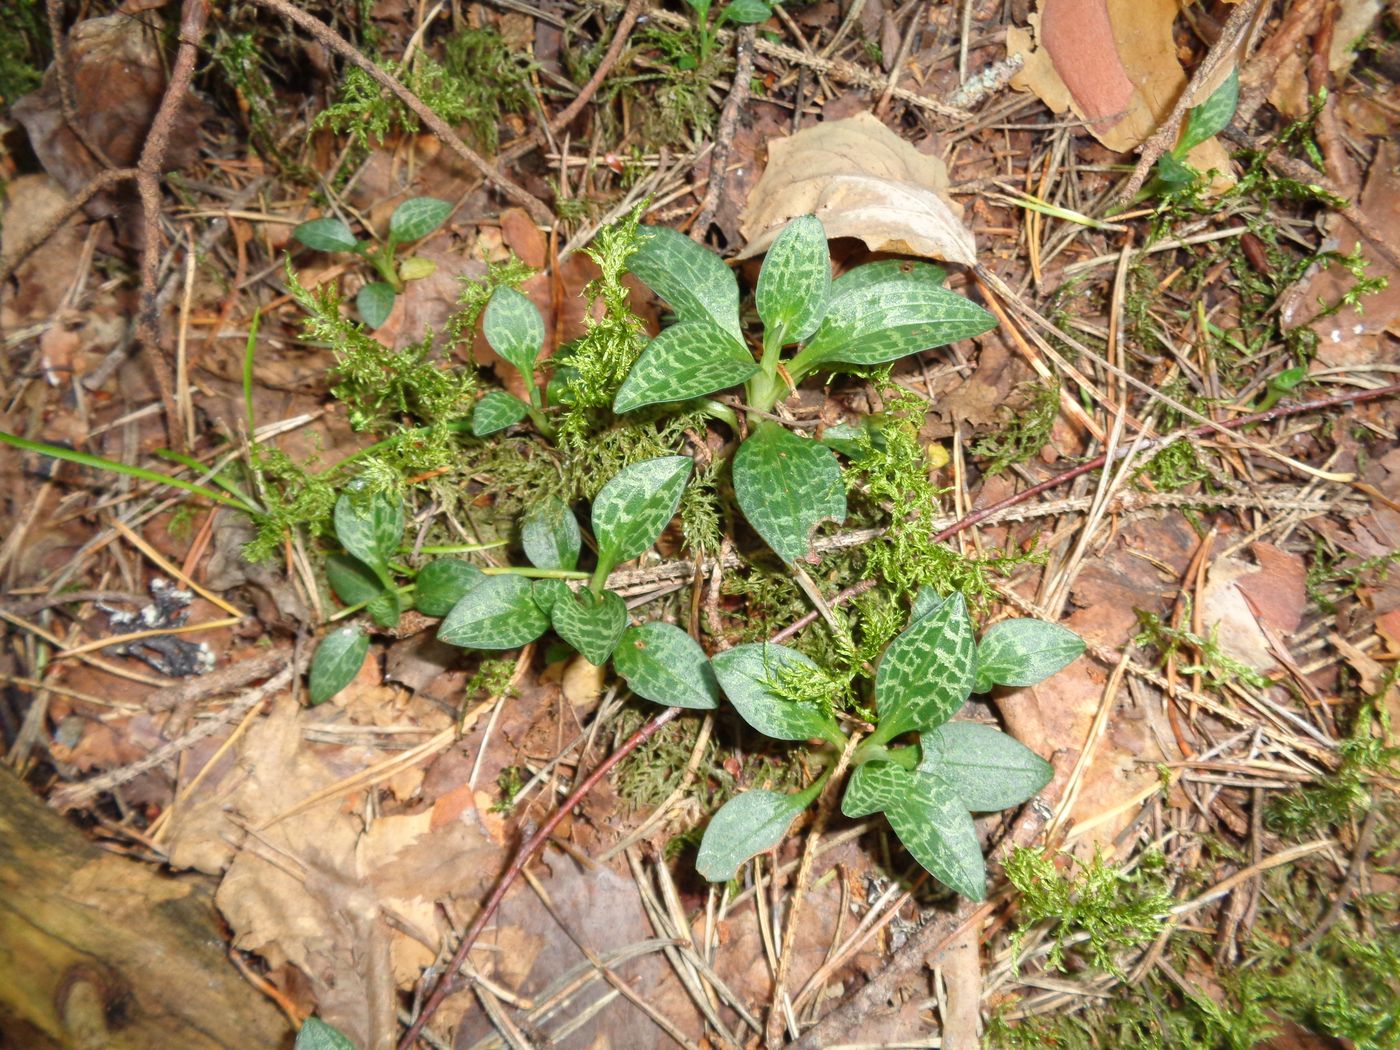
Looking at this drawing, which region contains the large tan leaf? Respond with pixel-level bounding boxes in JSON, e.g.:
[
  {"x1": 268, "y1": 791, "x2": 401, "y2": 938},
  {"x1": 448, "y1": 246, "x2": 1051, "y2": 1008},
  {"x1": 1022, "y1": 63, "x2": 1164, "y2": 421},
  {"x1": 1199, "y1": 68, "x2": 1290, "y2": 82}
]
[
  {"x1": 1007, "y1": 0, "x2": 1233, "y2": 171},
  {"x1": 737, "y1": 112, "x2": 977, "y2": 266}
]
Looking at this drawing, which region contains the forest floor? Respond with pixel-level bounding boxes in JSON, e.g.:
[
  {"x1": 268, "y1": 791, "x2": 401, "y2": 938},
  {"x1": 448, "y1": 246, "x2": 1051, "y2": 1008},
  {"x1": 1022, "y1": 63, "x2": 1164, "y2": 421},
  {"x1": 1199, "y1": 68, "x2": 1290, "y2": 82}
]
[{"x1": 2, "y1": 0, "x2": 1399, "y2": 1047}]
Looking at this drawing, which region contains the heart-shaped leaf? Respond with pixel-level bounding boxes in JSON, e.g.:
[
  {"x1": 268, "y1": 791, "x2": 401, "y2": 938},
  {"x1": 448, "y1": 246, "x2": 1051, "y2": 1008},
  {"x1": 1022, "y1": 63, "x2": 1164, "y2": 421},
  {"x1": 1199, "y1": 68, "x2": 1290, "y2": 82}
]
[
  {"x1": 755, "y1": 215, "x2": 830, "y2": 347},
  {"x1": 790, "y1": 280, "x2": 995, "y2": 376},
  {"x1": 388, "y1": 197, "x2": 452, "y2": 243},
  {"x1": 309, "y1": 626, "x2": 369, "y2": 705},
  {"x1": 484, "y1": 286, "x2": 546, "y2": 378},
  {"x1": 326, "y1": 552, "x2": 384, "y2": 608},
  {"x1": 628, "y1": 225, "x2": 742, "y2": 343},
  {"x1": 591, "y1": 456, "x2": 692, "y2": 565},
  {"x1": 841, "y1": 760, "x2": 909, "y2": 818},
  {"x1": 696, "y1": 781, "x2": 822, "y2": 881},
  {"x1": 710, "y1": 642, "x2": 844, "y2": 744},
  {"x1": 531, "y1": 578, "x2": 572, "y2": 616},
  {"x1": 614, "y1": 622, "x2": 719, "y2": 709},
  {"x1": 294, "y1": 217, "x2": 359, "y2": 253},
  {"x1": 974, "y1": 618, "x2": 1084, "y2": 693},
  {"x1": 296, "y1": 1016, "x2": 358, "y2": 1050},
  {"x1": 415, "y1": 558, "x2": 486, "y2": 617},
  {"x1": 334, "y1": 488, "x2": 404, "y2": 572},
  {"x1": 884, "y1": 769, "x2": 987, "y2": 899},
  {"x1": 357, "y1": 282, "x2": 396, "y2": 329},
  {"x1": 873, "y1": 592, "x2": 975, "y2": 741},
  {"x1": 551, "y1": 588, "x2": 628, "y2": 665},
  {"x1": 438, "y1": 574, "x2": 549, "y2": 649},
  {"x1": 732, "y1": 421, "x2": 845, "y2": 564},
  {"x1": 919, "y1": 722, "x2": 1052, "y2": 811},
  {"x1": 521, "y1": 497, "x2": 581, "y2": 571},
  {"x1": 612, "y1": 320, "x2": 756, "y2": 413},
  {"x1": 471, "y1": 390, "x2": 529, "y2": 436}
]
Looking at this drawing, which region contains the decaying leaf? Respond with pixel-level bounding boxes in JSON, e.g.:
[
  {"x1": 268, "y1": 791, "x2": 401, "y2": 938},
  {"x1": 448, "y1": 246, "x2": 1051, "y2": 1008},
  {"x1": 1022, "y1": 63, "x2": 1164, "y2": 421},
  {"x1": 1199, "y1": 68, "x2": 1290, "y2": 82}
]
[
  {"x1": 738, "y1": 112, "x2": 977, "y2": 266},
  {"x1": 1007, "y1": 0, "x2": 1234, "y2": 170}
]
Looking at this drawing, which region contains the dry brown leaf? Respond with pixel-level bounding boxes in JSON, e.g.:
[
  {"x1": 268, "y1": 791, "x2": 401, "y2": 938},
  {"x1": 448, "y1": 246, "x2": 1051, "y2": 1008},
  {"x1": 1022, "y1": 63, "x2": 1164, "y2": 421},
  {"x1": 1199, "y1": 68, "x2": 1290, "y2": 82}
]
[
  {"x1": 1007, "y1": 0, "x2": 1233, "y2": 170},
  {"x1": 737, "y1": 112, "x2": 977, "y2": 266}
]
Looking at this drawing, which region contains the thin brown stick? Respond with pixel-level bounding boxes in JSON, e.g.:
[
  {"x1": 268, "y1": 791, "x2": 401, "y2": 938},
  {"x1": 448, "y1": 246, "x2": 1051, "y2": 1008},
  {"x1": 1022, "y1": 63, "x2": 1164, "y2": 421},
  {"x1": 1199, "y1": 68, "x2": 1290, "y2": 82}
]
[
  {"x1": 548, "y1": 0, "x2": 643, "y2": 136},
  {"x1": 249, "y1": 0, "x2": 553, "y2": 225},
  {"x1": 45, "y1": 0, "x2": 116, "y2": 169},
  {"x1": 135, "y1": 0, "x2": 208, "y2": 453},
  {"x1": 1296, "y1": 806, "x2": 1380, "y2": 950},
  {"x1": 0, "y1": 167, "x2": 138, "y2": 286},
  {"x1": 691, "y1": 26, "x2": 756, "y2": 241}
]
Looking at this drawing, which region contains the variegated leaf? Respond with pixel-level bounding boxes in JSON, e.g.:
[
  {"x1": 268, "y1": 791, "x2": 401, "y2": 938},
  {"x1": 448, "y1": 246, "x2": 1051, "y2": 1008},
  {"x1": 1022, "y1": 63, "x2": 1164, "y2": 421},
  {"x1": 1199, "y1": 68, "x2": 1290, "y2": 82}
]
[
  {"x1": 438, "y1": 574, "x2": 549, "y2": 649},
  {"x1": 755, "y1": 215, "x2": 830, "y2": 347},
  {"x1": 591, "y1": 455, "x2": 692, "y2": 565},
  {"x1": 613, "y1": 320, "x2": 756, "y2": 413},
  {"x1": 885, "y1": 769, "x2": 987, "y2": 899},
  {"x1": 521, "y1": 497, "x2": 581, "y2": 571},
  {"x1": 551, "y1": 588, "x2": 628, "y2": 665},
  {"x1": 309, "y1": 626, "x2": 368, "y2": 705},
  {"x1": 334, "y1": 488, "x2": 403, "y2": 571},
  {"x1": 696, "y1": 783, "x2": 821, "y2": 881},
  {"x1": 627, "y1": 225, "x2": 743, "y2": 342},
  {"x1": 919, "y1": 722, "x2": 1052, "y2": 811},
  {"x1": 614, "y1": 622, "x2": 719, "y2": 709},
  {"x1": 732, "y1": 421, "x2": 845, "y2": 564},
  {"x1": 709, "y1": 642, "x2": 844, "y2": 744},
  {"x1": 483, "y1": 286, "x2": 546, "y2": 378},
  {"x1": 974, "y1": 618, "x2": 1084, "y2": 692},
  {"x1": 873, "y1": 592, "x2": 975, "y2": 740},
  {"x1": 471, "y1": 389, "x2": 529, "y2": 436},
  {"x1": 415, "y1": 558, "x2": 485, "y2": 617},
  {"x1": 840, "y1": 760, "x2": 909, "y2": 818}
]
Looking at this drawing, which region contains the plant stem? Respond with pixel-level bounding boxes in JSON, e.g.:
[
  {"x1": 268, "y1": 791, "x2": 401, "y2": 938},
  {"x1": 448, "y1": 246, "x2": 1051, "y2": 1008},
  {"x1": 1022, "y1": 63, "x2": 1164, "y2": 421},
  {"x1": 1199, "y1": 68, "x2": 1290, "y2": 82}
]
[
  {"x1": 482, "y1": 566, "x2": 589, "y2": 580},
  {"x1": 587, "y1": 555, "x2": 616, "y2": 598}
]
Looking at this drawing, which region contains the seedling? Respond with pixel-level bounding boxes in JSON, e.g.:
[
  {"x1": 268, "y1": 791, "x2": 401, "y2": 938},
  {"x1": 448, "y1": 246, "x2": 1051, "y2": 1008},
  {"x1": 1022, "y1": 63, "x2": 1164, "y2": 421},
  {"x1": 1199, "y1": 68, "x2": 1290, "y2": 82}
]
[
  {"x1": 678, "y1": 0, "x2": 773, "y2": 67},
  {"x1": 1139, "y1": 68, "x2": 1240, "y2": 202},
  {"x1": 676, "y1": 591, "x2": 1083, "y2": 897},
  {"x1": 613, "y1": 216, "x2": 996, "y2": 563},
  {"x1": 293, "y1": 197, "x2": 453, "y2": 327}
]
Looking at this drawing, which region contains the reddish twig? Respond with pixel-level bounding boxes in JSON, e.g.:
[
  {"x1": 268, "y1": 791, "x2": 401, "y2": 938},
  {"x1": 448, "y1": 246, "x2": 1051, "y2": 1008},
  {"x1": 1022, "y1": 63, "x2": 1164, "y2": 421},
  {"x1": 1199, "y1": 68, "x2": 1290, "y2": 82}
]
[
  {"x1": 135, "y1": 0, "x2": 208, "y2": 452},
  {"x1": 45, "y1": 0, "x2": 117, "y2": 170},
  {"x1": 249, "y1": 0, "x2": 553, "y2": 225}
]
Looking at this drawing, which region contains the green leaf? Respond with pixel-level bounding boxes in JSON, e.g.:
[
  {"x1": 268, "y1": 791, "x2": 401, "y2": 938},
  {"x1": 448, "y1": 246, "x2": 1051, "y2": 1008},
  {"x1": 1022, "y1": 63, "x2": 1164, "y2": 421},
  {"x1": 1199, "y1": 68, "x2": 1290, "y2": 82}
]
[
  {"x1": 334, "y1": 488, "x2": 404, "y2": 572},
  {"x1": 841, "y1": 760, "x2": 909, "y2": 818},
  {"x1": 438, "y1": 574, "x2": 549, "y2": 649},
  {"x1": 591, "y1": 455, "x2": 692, "y2": 565},
  {"x1": 696, "y1": 783, "x2": 821, "y2": 881},
  {"x1": 884, "y1": 769, "x2": 987, "y2": 899},
  {"x1": 722, "y1": 0, "x2": 772, "y2": 23},
  {"x1": 974, "y1": 618, "x2": 1085, "y2": 693},
  {"x1": 326, "y1": 552, "x2": 385, "y2": 608},
  {"x1": 1178, "y1": 67, "x2": 1239, "y2": 156},
  {"x1": 1151, "y1": 152, "x2": 1197, "y2": 192},
  {"x1": 388, "y1": 196, "x2": 452, "y2": 243},
  {"x1": 365, "y1": 588, "x2": 402, "y2": 629},
  {"x1": 471, "y1": 389, "x2": 529, "y2": 436},
  {"x1": 831, "y1": 259, "x2": 946, "y2": 297},
  {"x1": 521, "y1": 497, "x2": 581, "y2": 571},
  {"x1": 614, "y1": 622, "x2": 719, "y2": 709},
  {"x1": 755, "y1": 214, "x2": 829, "y2": 346},
  {"x1": 911, "y1": 585, "x2": 944, "y2": 623},
  {"x1": 357, "y1": 282, "x2": 396, "y2": 328},
  {"x1": 415, "y1": 558, "x2": 486, "y2": 617},
  {"x1": 612, "y1": 320, "x2": 756, "y2": 413},
  {"x1": 710, "y1": 642, "x2": 844, "y2": 744},
  {"x1": 551, "y1": 588, "x2": 628, "y2": 665},
  {"x1": 296, "y1": 1017, "x2": 358, "y2": 1050},
  {"x1": 484, "y1": 286, "x2": 546, "y2": 378},
  {"x1": 791, "y1": 281, "x2": 996, "y2": 375},
  {"x1": 732, "y1": 421, "x2": 845, "y2": 563},
  {"x1": 873, "y1": 592, "x2": 975, "y2": 740},
  {"x1": 531, "y1": 578, "x2": 572, "y2": 616},
  {"x1": 294, "y1": 217, "x2": 359, "y2": 253},
  {"x1": 919, "y1": 722, "x2": 1052, "y2": 811},
  {"x1": 309, "y1": 626, "x2": 369, "y2": 705},
  {"x1": 628, "y1": 225, "x2": 743, "y2": 343}
]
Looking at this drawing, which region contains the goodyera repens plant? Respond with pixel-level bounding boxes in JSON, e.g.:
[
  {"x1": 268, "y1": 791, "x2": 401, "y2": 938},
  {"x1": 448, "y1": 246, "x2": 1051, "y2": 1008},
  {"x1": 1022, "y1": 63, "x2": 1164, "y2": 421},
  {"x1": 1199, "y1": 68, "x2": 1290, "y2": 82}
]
[
  {"x1": 302, "y1": 212, "x2": 1086, "y2": 898},
  {"x1": 293, "y1": 196, "x2": 453, "y2": 328}
]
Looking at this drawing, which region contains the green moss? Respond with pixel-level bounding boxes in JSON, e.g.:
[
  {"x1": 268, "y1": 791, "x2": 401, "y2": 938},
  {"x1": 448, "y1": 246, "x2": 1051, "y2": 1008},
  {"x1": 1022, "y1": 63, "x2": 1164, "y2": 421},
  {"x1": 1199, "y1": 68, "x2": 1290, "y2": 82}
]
[
  {"x1": 1134, "y1": 602, "x2": 1271, "y2": 690},
  {"x1": 0, "y1": 0, "x2": 46, "y2": 107},
  {"x1": 972, "y1": 379, "x2": 1060, "y2": 477}
]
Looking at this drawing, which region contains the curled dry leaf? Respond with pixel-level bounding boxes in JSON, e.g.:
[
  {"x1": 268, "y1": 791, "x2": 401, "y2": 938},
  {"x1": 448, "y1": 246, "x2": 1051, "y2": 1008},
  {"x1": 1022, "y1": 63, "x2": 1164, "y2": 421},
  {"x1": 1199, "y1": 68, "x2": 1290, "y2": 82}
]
[
  {"x1": 737, "y1": 112, "x2": 977, "y2": 266},
  {"x1": 1006, "y1": 0, "x2": 1233, "y2": 169}
]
